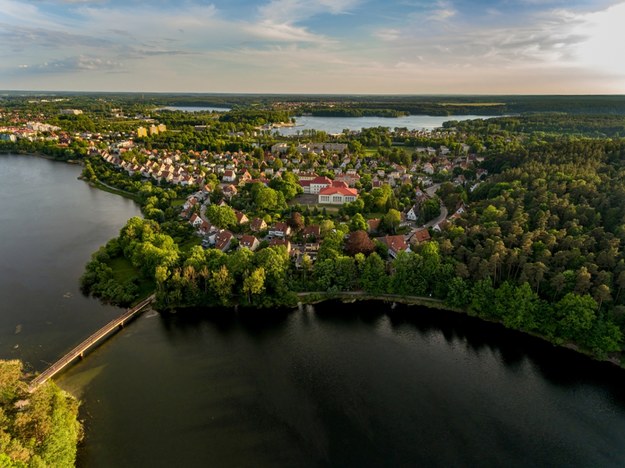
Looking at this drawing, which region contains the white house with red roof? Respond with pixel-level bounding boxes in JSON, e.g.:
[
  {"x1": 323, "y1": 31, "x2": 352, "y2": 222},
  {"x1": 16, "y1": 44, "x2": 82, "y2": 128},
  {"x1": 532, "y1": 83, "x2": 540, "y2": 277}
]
[
  {"x1": 222, "y1": 170, "x2": 236, "y2": 183},
  {"x1": 317, "y1": 181, "x2": 358, "y2": 205}
]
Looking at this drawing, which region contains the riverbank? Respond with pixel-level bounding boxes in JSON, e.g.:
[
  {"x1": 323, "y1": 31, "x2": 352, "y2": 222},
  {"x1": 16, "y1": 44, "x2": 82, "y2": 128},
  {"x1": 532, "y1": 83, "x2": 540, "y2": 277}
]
[{"x1": 83, "y1": 177, "x2": 141, "y2": 202}]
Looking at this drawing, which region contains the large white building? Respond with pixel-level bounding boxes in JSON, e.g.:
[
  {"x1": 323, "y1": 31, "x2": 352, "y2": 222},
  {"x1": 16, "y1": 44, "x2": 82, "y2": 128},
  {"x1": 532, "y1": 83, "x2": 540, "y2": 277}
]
[{"x1": 318, "y1": 185, "x2": 358, "y2": 205}]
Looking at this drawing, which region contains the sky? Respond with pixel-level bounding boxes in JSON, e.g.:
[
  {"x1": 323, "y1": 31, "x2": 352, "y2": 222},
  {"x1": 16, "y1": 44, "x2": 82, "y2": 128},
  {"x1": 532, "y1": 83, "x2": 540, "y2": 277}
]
[{"x1": 1, "y1": 0, "x2": 625, "y2": 94}]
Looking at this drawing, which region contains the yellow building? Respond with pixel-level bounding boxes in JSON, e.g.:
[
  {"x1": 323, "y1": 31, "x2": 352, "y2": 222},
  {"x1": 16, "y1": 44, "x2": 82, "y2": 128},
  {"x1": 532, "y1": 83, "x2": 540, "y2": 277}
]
[
  {"x1": 149, "y1": 125, "x2": 159, "y2": 136},
  {"x1": 137, "y1": 126, "x2": 148, "y2": 138},
  {"x1": 157, "y1": 123, "x2": 167, "y2": 133}
]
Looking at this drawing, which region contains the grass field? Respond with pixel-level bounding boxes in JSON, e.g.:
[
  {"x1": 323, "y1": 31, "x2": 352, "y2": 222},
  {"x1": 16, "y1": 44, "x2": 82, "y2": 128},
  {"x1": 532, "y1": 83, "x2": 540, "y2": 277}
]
[{"x1": 107, "y1": 256, "x2": 155, "y2": 300}]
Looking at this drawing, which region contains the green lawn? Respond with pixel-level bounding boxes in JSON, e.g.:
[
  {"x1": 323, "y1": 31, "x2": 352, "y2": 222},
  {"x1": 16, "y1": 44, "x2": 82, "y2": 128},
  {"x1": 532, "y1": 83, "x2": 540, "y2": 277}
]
[
  {"x1": 107, "y1": 256, "x2": 155, "y2": 300},
  {"x1": 178, "y1": 236, "x2": 202, "y2": 253},
  {"x1": 171, "y1": 198, "x2": 186, "y2": 208}
]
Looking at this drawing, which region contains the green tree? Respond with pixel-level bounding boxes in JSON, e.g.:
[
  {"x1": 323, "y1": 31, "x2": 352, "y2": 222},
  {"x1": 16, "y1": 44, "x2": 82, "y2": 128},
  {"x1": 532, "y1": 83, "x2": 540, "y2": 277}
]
[
  {"x1": 350, "y1": 213, "x2": 368, "y2": 232},
  {"x1": 205, "y1": 205, "x2": 237, "y2": 229},
  {"x1": 243, "y1": 267, "x2": 266, "y2": 303},
  {"x1": 555, "y1": 293, "x2": 598, "y2": 342},
  {"x1": 382, "y1": 209, "x2": 401, "y2": 234},
  {"x1": 361, "y1": 253, "x2": 388, "y2": 294}
]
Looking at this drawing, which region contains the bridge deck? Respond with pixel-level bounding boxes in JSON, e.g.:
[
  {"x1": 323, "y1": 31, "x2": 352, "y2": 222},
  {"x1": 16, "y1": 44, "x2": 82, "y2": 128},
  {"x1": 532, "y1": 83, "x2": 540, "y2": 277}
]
[{"x1": 29, "y1": 294, "x2": 155, "y2": 391}]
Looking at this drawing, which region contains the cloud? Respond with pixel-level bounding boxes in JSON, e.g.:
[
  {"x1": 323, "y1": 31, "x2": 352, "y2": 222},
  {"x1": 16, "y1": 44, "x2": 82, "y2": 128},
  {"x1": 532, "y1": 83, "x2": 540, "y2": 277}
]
[
  {"x1": 244, "y1": 20, "x2": 333, "y2": 43},
  {"x1": 374, "y1": 28, "x2": 401, "y2": 41},
  {"x1": 16, "y1": 55, "x2": 126, "y2": 74},
  {"x1": 426, "y1": 1, "x2": 456, "y2": 22},
  {"x1": 258, "y1": 0, "x2": 360, "y2": 24},
  {"x1": 0, "y1": 24, "x2": 114, "y2": 50}
]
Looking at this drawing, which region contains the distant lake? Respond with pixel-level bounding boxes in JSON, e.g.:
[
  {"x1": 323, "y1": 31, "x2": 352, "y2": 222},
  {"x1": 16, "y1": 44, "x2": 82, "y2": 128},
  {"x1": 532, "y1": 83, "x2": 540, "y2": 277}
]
[
  {"x1": 159, "y1": 106, "x2": 231, "y2": 112},
  {"x1": 277, "y1": 114, "x2": 499, "y2": 135}
]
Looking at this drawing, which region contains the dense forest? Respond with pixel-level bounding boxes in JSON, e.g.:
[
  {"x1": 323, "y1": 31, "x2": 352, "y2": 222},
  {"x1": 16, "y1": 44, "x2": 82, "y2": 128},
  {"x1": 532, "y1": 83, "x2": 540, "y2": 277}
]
[
  {"x1": 5, "y1": 93, "x2": 625, "y2": 117},
  {"x1": 0, "y1": 360, "x2": 82, "y2": 467}
]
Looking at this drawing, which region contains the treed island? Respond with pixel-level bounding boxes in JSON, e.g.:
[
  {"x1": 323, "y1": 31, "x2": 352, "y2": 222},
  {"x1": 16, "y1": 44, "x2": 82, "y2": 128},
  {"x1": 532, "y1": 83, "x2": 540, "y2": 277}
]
[{"x1": 3, "y1": 93, "x2": 625, "y2": 465}]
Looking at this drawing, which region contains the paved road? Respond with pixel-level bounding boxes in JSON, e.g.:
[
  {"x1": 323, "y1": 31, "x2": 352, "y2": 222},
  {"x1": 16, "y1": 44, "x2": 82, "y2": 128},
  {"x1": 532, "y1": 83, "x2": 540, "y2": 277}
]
[
  {"x1": 425, "y1": 183, "x2": 441, "y2": 197},
  {"x1": 405, "y1": 183, "x2": 448, "y2": 241}
]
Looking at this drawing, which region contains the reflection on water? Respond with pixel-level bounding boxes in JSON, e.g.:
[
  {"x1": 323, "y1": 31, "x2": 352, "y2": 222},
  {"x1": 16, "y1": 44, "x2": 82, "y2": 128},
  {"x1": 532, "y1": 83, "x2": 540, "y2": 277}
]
[{"x1": 62, "y1": 301, "x2": 625, "y2": 468}]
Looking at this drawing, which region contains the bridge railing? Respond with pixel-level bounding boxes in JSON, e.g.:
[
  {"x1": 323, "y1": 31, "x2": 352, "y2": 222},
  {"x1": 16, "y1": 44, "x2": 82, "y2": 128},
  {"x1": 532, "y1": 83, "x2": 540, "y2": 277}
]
[{"x1": 29, "y1": 294, "x2": 155, "y2": 391}]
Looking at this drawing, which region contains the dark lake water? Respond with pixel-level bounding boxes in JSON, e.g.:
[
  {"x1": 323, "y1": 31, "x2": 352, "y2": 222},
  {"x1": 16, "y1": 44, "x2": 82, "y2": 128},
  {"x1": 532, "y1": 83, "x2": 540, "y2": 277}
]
[
  {"x1": 0, "y1": 155, "x2": 142, "y2": 370},
  {"x1": 2, "y1": 154, "x2": 625, "y2": 467}
]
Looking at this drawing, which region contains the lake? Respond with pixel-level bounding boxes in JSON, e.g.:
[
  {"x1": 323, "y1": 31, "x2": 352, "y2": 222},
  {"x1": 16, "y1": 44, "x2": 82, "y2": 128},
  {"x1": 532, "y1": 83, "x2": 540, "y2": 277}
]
[
  {"x1": 160, "y1": 107, "x2": 498, "y2": 134},
  {"x1": 159, "y1": 106, "x2": 232, "y2": 112},
  {"x1": 2, "y1": 154, "x2": 625, "y2": 467},
  {"x1": 276, "y1": 114, "x2": 499, "y2": 135},
  {"x1": 0, "y1": 155, "x2": 142, "y2": 370}
]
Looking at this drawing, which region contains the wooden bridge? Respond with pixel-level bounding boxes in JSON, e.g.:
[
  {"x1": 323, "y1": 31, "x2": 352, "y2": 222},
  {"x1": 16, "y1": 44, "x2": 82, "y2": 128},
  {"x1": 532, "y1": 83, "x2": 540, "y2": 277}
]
[{"x1": 29, "y1": 294, "x2": 155, "y2": 392}]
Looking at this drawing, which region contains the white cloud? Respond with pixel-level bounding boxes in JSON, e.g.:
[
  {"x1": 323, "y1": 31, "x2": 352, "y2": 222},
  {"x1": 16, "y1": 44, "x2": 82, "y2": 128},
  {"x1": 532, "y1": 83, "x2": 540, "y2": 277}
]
[
  {"x1": 244, "y1": 20, "x2": 332, "y2": 44},
  {"x1": 374, "y1": 28, "x2": 401, "y2": 41},
  {"x1": 571, "y1": 2, "x2": 625, "y2": 76},
  {"x1": 258, "y1": 0, "x2": 360, "y2": 24}
]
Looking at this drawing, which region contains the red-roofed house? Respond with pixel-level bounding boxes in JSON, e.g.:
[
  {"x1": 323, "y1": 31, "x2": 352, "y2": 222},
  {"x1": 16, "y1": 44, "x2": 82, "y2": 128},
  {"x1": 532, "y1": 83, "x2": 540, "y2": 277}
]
[
  {"x1": 269, "y1": 238, "x2": 292, "y2": 253},
  {"x1": 367, "y1": 218, "x2": 381, "y2": 234},
  {"x1": 234, "y1": 210, "x2": 249, "y2": 225},
  {"x1": 412, "y1": 229, "x2": 431, "y2": 244},
  {"x1": 189, "y1": 213, "x2": 203, "y2": 228},
  {"x1": 239, "y1": 235, "x2": 260, "y2": 251},
  {"x1": 302, "y1": 224, "x2": 321, "y2": 240},
  {"x1": 269, "y1": 222, "x2": 291, "y2": 238},
  {"x1": 301, "y1": 176, "x2": 332, "y2": 194},
  {"x1": 222, "y1": 170, "x2": 236, "y2": 183},
  {"x1": 377, "y1": 235, "x2": 411, "y2": 259},
  {"x1": 222, "y1": 184, "x2": 238, "y2": 199},
  {"x1": 250, "y1": 217, "x2": 268, "y2": 232},
  {"x1": 215, "y1": 230, "x2": 234, "y2": 252}
]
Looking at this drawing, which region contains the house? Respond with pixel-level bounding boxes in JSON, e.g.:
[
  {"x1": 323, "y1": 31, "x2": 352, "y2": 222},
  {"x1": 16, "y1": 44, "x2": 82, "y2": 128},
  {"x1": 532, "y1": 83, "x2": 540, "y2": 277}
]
[
  {"x1": 299, "y1": 176, "x2": 333, "y2": 194},
  {"x1": 412, "y1": 229, "x2": 431, "y2": 244},
  {"x1": 367, "y1": 218, "x2": 381, "y2": 235},
  {"x1": 269, "y1": 222, "x2": 291, "y2": 238},
  {"x1": 189, "y1": 213, "x2": 204, "y2": 228},
  {"x1": 183, "y1": 197, "x2": 199, "y2": 211},
  {"x1": 215, "y1": 230, "x2": 234, "y2": 252},
  {"x1": 318, "y1": 186, "x2": 358, "y2": 205},
  {"x1": 250, "y1": 217, "x2": 268, "y2": 232},
  {"x1": 269, "y1": 238, "x2": 292, "y2": 253},
  {"x1": 298, "y1": 171, "x2": 318, "y2": 181},
  {"x1": 377, "y1": 235, "x2": 411, "y2": 259},
  {"x1": 234, "y1": 210, "x2": 249, "y2": 225},
  {"x1": 302, "y1": 224, "x2": 321, "y2": 240},
  {"x1": 222, "y1": 184, "x2": 238, "y2": 199},
  {"x1": 198, "y1": 220, "x2": 213, "y2": 235},
  {"x1": 238, "y1": 170, "x2": 252, "y2": 185},
  {"x1": 239, "y1": 235, "x2": 260, "y2": 251},
  {"x1": 222, "y1": 170, "x2": 236, "y2": 183},
  {"x1": 406, "y1": 205, "x2": 420, "y2": 222}
]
